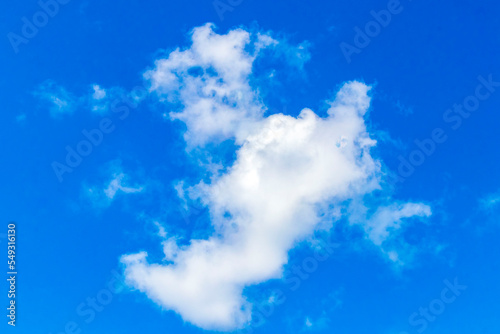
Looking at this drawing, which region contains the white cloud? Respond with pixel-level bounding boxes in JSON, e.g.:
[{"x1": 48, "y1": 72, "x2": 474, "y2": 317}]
[
  {"x1": 85, "y1": 169, "x2": 144, "y2": 208},
  {"x1": 92, "y1": 84, "x2": 107, "y2": 100},
  {"x1": 89, "y1": 84, "x2": 110, "y2": 113},
  {"x1": 357, "y1": 203, "x2": 431, "y2": 247},
  {"x1": 34, "y1": 80, "x2": 78, "y2": 117},
  {"x1": 88, "y1": 84, "x2": 128, "y2": 114},
  {"x1": 103, "y1": 172, "x2": 144, "y2": 199},
  {"x1": 144, "y1": 23, "x2": 308, "y2": 147},
  {"x1": 154, "y1": 221, "x2": 167, "y2": 238},
  {"x1": 121, "y1": 24, "x2": 432, "y2": 331},
  {"x1": 35, "y1": 81, "x2": 127, "y2": 116},
  {"x1": 346, "y1": 200, "x2": 431, "y2": 264}
]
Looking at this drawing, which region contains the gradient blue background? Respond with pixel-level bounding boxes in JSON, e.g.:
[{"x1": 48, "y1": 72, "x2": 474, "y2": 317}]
[{"x1": 1, "y1": 0, "x2": 499, "y2": 333}]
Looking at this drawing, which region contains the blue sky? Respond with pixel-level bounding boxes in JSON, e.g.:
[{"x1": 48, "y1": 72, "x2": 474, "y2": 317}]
[{"x1": 1, "y1": 0, "x2": 500, "y2": 333}]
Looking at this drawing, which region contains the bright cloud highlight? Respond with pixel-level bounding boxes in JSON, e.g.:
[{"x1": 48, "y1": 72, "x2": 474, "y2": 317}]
[{"x1": 121, "y1": 24, "x2": 431, "y2": 331}]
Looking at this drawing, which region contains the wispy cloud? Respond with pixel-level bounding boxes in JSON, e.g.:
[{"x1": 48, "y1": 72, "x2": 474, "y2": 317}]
[
  {"x1": 479, "y1": 190, "x2": 500, "y2": 211},
  {"x1": 34, "y1": 81, "x2": 126, "y2": 117},
  {"x1": 103, "y1": 173, "x2": 144, "y2": 199},
  {"x1": 84, "y1": 165, "x2": 145, "y2": 208},
  {"x1": 34, "y1": 80, "x2": 78, "y2": 118}
]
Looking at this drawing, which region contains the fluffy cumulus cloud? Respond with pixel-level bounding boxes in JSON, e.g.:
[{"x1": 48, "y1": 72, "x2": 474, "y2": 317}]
[
  {"x1": 144, "y1": 23, "x2": 298, "y2": 146},
  {"x1": 121, "y1": 24, "x2": 431, "y2": 331}
]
